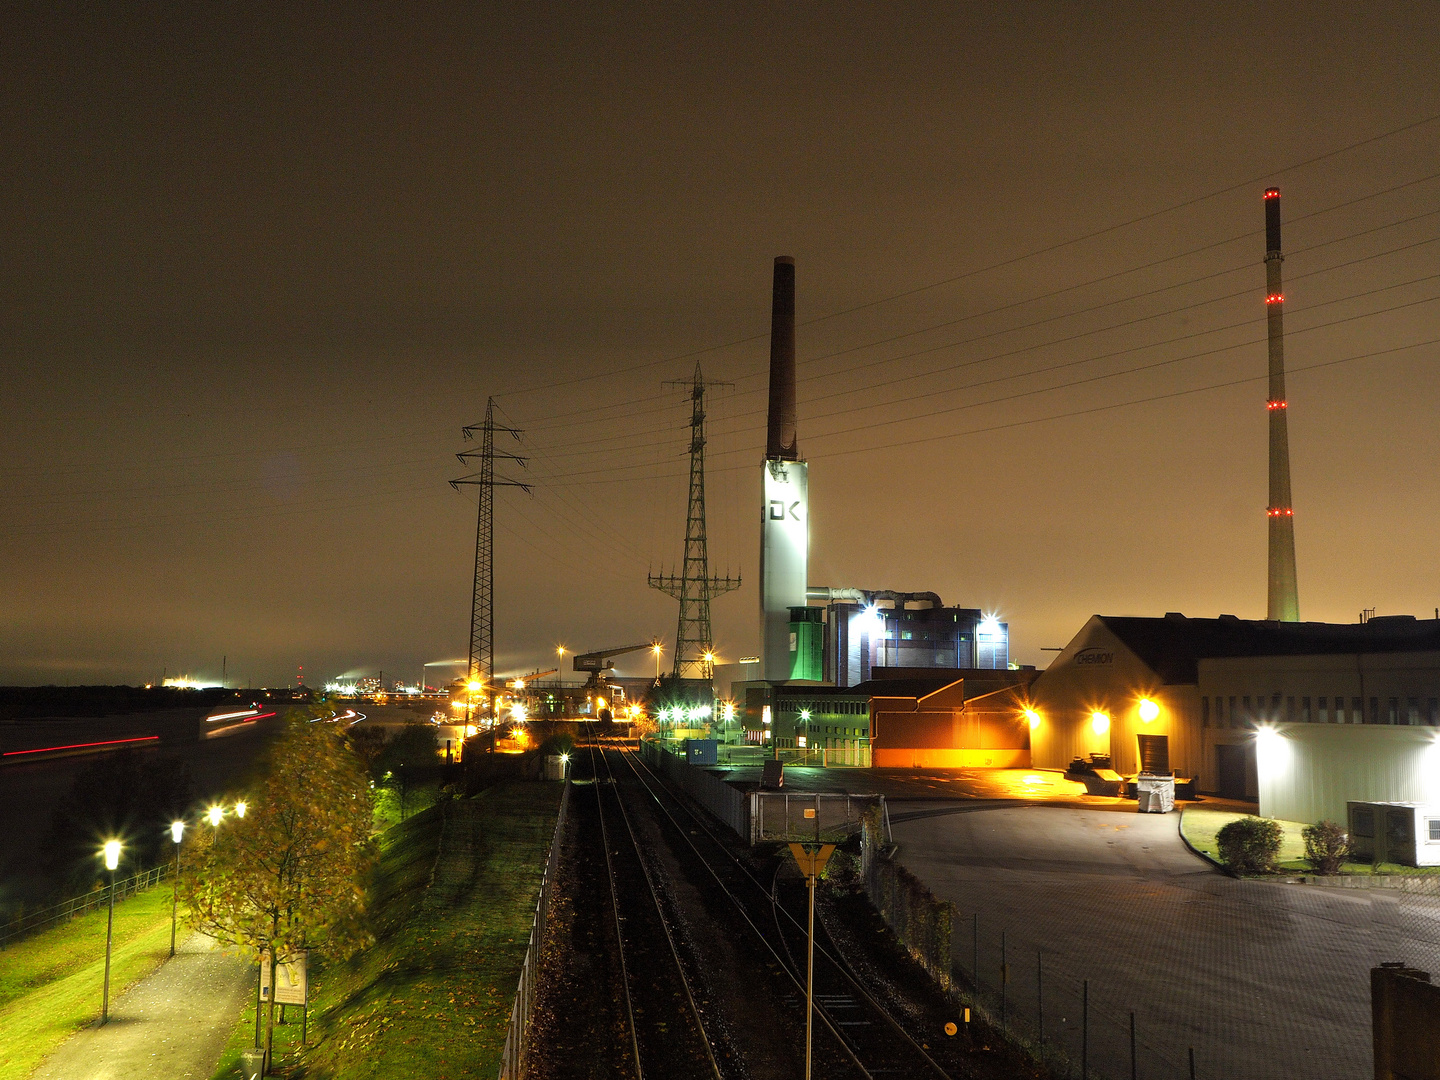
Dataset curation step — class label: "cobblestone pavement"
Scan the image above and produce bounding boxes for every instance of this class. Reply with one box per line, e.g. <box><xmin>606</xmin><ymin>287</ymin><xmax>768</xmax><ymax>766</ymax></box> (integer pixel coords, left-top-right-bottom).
<box><xmin>30</xmin><ymin>931</ymin><xmax>252</xmax><ymax>1080</ymax></box>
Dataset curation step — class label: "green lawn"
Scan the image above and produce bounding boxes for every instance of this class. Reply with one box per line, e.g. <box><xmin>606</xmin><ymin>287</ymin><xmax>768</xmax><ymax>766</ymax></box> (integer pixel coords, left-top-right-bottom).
<box><xmin>211</xmin><ymin>781</ymin><xmax>563</xmax><ymax>1079</ymax></box>
<box><xmin>0</xmin><ymin>884</ymin><xmax>180</xmax><ymax>1077</ymax></box>
<box><xmin>1180</xmin><ymin>807</ymin><xmax>1440</xmax><ymax>875</ymax></box>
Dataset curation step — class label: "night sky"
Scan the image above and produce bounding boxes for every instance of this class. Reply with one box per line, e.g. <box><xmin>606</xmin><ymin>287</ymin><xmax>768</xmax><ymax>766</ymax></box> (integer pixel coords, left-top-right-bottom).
<box><xmin>3</xmin><ymin>3</ymin><xmax>1439</xmax><ymax>688</ymax></box>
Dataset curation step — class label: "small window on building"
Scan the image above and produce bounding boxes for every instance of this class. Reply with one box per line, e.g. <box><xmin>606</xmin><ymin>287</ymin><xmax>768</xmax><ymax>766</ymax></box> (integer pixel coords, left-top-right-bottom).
<box><xmin>1407</xmin><ymin>698</ymin><xmax>1420</xmax><ymax>725</ymax></box>
<box><xmin>1369</xmin><ymin>697</ymin><xmax>1380</xmax><ymax>724</ymax></box>
<box><xmin>1430</xmin><ymin>699</ymin><xmax>1439</xmax><ymax>727</ymax></box>
<box><xmin>1201</xmin><ymin>697</ymin><xmax>1210</xmax><ymax>728</ymax></box>
<box><xmin>1353</xmin><ymin>698</ymin><xmax>1363</xmax><ymax>724</ymax></box>
<box><xmin>1353</xmin><ymin>808</ymin><xmax>1374</xmax><ymax>838</ymax></box>
<box><xmin>1301</xmin><ymin>697</ymin><xmax>1310</xmax><ymax>722</ymax></box>
<box><xmin>1388</xmin><ymin>697</ymin><xmax>1399</xmax><ymax>725</ymax></box>
<box><xmin>1273</xmin><ymin>693</ymin><xmax>1283</xmax><ymax>721</ymax></box>
<box><xmin>1318</xmin><ymin>697</ymin><xmax>1328</xmax><ymax>723</ymax></box>
<box><xmin>1429</xmin><ymin>818</ymin><xmax>1440</xmax><ymax>843</ymax></box>
<box><xmin>1287</xmin><ymin>695</ymin><xmax>1296</xmax><ymax>721</ymax></box>
<box><xmin>1228</xmin><ymin>696</ymin><xmax>1237</xmax><ymax>729</ymax></box>
<box><xmin>1242</xmin><ymin>695</ymin><xmax>1251</xmax><ymax>724</ymax></box>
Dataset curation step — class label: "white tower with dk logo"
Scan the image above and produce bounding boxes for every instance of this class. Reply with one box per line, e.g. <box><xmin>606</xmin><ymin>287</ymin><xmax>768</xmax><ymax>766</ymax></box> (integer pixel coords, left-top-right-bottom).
<box><xmin>760</xmin><ymin>257</ymin><xmax>809</xmax><ymax>683</ymax></box>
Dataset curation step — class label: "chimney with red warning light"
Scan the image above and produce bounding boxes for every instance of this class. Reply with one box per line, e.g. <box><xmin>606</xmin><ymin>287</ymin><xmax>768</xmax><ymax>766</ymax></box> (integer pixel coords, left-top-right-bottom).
<box><xmin>1263</xmin><ymin>188</ymin><xmax>1299</xmax><ymax>621</ymax></box>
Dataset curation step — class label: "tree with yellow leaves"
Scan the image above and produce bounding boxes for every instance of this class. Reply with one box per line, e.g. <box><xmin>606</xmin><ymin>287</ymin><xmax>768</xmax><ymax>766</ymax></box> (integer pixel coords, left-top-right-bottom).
<box><xmin>179</xmin><ymin>706</ymin><xmax>374</xmax><ymax>1072</ymax></box>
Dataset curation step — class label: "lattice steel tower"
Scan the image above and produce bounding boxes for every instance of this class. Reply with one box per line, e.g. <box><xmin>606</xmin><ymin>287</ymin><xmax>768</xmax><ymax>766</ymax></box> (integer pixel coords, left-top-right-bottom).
<box><xmin>450</xmin><ymin>397</ymin><xmax>530</xmax><ymax>694</ymax></box>
<box><xmin>648</xmin><ymin>363</ymin><xmax>741</xmax><ymax>680</ymax></box>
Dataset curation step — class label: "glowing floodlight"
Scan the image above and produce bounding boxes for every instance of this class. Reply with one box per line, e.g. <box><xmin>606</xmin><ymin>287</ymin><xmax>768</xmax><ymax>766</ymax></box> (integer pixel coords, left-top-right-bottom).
<box><xmin>1138</xmin><ymin>699</ymin><xmax>1160</xmax><ymax>723</ymax></box>
<box><xmin>171</xmin><ymin>821</ymin><xmax>185</xmax><ymax>844</ymax></box>
<box><xmin>102</xmin><ymin>840</ymin><xmax>122</xmax><ymax>871</ymax></box>
<box><xmin>206</xmin><ymin>805</ymin><xmax>224</xmax><ymax>827</ymax></box>
<box><xmin>1023</xmin><ymin>708</ymin><xmax>1041</xmax><ymax>730</ymax></box>
<box><xmin>1090</xmin><ymin>711</ymin><xmax>1111</xmax><ymax>736</ymax></box>
<box><xmin>234</xmin><ymin>800</ymin><xmax>247</xmax><ymax>819</ymax></box>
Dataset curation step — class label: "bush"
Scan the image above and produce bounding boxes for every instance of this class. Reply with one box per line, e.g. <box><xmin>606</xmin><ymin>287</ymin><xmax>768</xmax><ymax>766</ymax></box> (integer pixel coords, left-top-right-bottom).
<box><xmin>1302</xmin><ymin>820</ymin><xmax>1350</xmax><ymax>874</ymax></box>
<box><xmin>1217</xmin><ymin>816</ymin><xmax>1283</xmax><ymax>874</ymax></box>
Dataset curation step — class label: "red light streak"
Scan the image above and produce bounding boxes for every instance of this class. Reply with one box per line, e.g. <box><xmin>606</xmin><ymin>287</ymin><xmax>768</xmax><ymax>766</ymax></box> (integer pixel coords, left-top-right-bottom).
<box><xmin>1266</xmin><ymin>508</ymin><xmax>1295</xmax><ymax>517</ymax></box>
<box><xmin>1267</xmin><ymin>400</ymin><xmax>1288</xmax><ymax>410</ymax></box>
<box><xmin>3</xmin><ymin>735</ymin><xmax>160</xmax><ymax>758</ymax></box>
<box><xmin>1266</xmin><ymin>293</ymin><xmax>1283</xmax><ymax>304</ymax></box>
<box><xmin>1264</xmin><ymin>188</ymin><xmax>1280</xmax><ymax>199</ymax></box>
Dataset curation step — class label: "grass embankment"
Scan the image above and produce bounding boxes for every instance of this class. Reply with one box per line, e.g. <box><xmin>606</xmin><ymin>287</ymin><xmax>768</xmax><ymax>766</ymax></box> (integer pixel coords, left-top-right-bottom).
<box><xmin>371</xmin><ymin>781</ymin><xmax>443</xmax><ymax>834</ymax></box>
<box><xmin>1181</xmin><ymin>807</ymin><xmax>1440</xmax><ymax>875</ymax></box>
<box><xmin>210</xmin><ymin>781</ymin><xmax>562</xmax><ymax>1079</ymax></box>
<box><xmin>0</xmin><ymin>885</ymin><xmax>179</xmax><ymax>1077</ymax></box>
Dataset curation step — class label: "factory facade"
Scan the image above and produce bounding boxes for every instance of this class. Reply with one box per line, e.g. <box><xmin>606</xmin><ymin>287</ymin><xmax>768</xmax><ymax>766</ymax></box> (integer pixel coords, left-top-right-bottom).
<box><xmin>738</xmin><ymin>669</ymin><xmax>1035</xmax><ymax>765</ymax></box>
<box><xmin>790</xmin><ymin>591</ymin><xmax>1009</xmax><ymax>686</ymax></box>
<box><xmin>1028</xmin><ymin>613</ymin><xmax>1440</xmax><ymax>823</ymax></box>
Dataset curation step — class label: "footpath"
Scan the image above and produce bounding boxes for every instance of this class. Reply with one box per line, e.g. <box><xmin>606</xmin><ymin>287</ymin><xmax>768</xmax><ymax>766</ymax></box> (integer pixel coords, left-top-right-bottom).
<box><xmin>29</xmin><ymin>931</ymin><xmax>252</xmax><ymax>1080</ymax></box>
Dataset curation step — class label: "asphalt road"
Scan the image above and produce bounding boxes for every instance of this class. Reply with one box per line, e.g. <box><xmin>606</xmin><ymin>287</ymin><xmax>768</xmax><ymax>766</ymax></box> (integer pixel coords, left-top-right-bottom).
<box><xmin>885</xmin><ymin>802</ymin><xmax>1440</xmax><ymax>1080</ymax></box>
<box><xmin>30</xmin><ymin>930</ymin><xmax>253</xmax><ymax>1080</ymax></box>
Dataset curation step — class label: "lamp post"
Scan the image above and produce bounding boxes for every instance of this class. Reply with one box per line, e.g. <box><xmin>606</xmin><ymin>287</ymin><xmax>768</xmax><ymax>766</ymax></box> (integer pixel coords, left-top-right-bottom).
<box><xmin>169</xmin><ymin>821</ymin><xmax>185</xmax><ymax>957</ymax></box>
<box><xmin>234</xmin><ymin>799</ymin><xmax>247</xmax><ymax>820</ymax></box>
<box><xmin>101</xmin><ymin>840</ymin><xmax>121</xmax><ymax>1023</ymax></box>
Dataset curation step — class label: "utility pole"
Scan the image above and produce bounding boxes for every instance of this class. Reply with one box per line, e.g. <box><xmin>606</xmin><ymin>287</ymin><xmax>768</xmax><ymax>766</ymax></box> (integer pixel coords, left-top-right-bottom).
<box><xmin>451</xmin><ymin>397</ymin><xmax>530</xmax><ymax>735</ymax></box>
<box><xmin>648</xmin><ymin>363</ymin><xmax>741</xmax><ymax>681</ymax></box>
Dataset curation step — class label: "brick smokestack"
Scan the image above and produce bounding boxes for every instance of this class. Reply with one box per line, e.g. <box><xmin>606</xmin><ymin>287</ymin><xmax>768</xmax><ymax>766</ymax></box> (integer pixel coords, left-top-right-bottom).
<box><xmin>1264</xmin><ymin>188</ymin><xmax>1299</xmax><ymax>621</ymax></box>
<box><xmin>766</xmin><ymin>256</ymin><xmax>798</xmax><ymax>460</ymax></box>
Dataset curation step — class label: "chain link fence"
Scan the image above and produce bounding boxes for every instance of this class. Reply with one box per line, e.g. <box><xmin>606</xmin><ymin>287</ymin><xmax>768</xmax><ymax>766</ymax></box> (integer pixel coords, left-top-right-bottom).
<box><xmin>497</xmin><ymin>778</ymin><xmax>571</xmax><ymax>1080</ymax></box>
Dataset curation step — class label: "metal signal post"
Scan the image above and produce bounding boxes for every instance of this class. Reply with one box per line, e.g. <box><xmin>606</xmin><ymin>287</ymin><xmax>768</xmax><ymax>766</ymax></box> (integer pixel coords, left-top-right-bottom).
<box><xmin>788</xmin><ymin>842</ymin><xmax>835</xmax><ymax>1080</ymax></box>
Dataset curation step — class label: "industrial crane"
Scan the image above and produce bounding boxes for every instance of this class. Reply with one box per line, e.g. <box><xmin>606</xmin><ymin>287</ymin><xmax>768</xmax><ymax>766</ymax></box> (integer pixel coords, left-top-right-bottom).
<box><xmin>572</xmin><ymin>643</ymin><xmax>655</xmax><ymax>689</ymax></box>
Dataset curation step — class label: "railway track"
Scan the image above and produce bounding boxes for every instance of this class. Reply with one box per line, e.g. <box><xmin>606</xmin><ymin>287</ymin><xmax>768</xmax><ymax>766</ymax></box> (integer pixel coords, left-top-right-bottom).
<box><xmin>614</xmin><ymin>742</ymin><xmax>960</xmax><ymax>1080</ymax></box>
<box><xmin>585</xmin><ymin>743</ymin><xmax>724</xmax><ymax>1080</ymax></box>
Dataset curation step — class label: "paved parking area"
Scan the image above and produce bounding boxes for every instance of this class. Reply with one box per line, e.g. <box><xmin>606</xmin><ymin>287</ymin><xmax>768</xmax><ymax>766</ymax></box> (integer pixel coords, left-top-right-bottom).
<box><xmin>888</xmin><ymin>802</ymin><xmax>1440</xmax><ymax>1079</ymax></box>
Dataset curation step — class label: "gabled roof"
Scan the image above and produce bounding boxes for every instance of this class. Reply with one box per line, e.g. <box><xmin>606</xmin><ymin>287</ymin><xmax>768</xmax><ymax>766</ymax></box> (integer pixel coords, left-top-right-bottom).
<box><xmin>1097</xmin><ymin>614</ymin><xmax>1440</xmax><ymax>684</ymax></box>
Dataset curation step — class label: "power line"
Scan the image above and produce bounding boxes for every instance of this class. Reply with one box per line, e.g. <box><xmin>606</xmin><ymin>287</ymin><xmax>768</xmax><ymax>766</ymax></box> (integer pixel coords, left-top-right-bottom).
<box><xmin>494</xmin><ymin>111</ymin><xmax>1440</xmax><ymax>403</ymax></box>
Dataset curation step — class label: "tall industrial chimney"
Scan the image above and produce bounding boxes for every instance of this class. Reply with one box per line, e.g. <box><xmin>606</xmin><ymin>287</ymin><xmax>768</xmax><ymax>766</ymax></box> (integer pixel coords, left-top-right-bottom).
<box><xmin>766</xmin><ymin>256</ymin><xmax>799</xmax><ymax>459</ymax></box>
<box><xmin>1264</xmin><ymin>188</ymin><xmax>1300</xmax><ymax>621</ymax></box>
<box><xmin>760</xmin><ymin>256</ymin><xmax>809</xmax><ymax>682</ymax></box>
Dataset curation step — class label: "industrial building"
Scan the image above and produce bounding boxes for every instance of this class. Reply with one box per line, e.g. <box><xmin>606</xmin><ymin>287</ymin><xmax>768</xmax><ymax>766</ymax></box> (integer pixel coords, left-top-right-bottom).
<box><xmin>1028</xmin><ymin>612</ymin><xmax>1440</xmax><ymax>824</ymax></box>
<box><xmin>736</xmin><ymin>668</ymin><xmax>1035</xmax><ymax>764</ymax></box>
<box><xmin>797</xmin><ymin>591</ymin><xmax>1009</xmax><ymax>685</ymax></box>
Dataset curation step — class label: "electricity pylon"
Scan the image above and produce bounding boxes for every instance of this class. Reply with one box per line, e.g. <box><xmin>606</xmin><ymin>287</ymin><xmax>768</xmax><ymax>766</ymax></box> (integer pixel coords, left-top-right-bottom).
<box><xmin>451</xmin><ymin>397</ymin><xmax>530</xmax><ymax>707</ymax></box>
<box><xmin>648</xmin><ymin>363</ymin><xmax>740</xmax><ymax>680</ymax></box>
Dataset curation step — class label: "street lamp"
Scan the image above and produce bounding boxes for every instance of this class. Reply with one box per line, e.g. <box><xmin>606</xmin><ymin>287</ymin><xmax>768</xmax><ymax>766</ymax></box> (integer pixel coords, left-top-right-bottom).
<box><xmin>207</xmin><ymin>804</ymin><xmax>225</xmax><ymax>827</ymax></box>
<box><xmin>101</xmin><ymin>839</ymin><xmax>121</xmax><ymax>1023</ymax></box>
<box><xmin>234</xmin><ymin>800</ymin><xmax>247</xmax><ymax>819</ymax></box>
<box><xmin>169</xmin><ymin>821</ymin><xmax>185</xmax><ymax>957</ymax></box>
<box><xmin>652</xmin><ymin>642</ymin><xmax>663</xmax><ymax>683</ymax></box>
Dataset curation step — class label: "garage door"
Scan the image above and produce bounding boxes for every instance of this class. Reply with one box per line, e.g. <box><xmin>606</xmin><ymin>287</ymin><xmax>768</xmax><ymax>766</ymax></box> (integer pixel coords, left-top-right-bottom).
<box><xmin>1217</xmin><ymin>743</ymin><xmax>1247</xmax><ymax>799</ymax></box>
